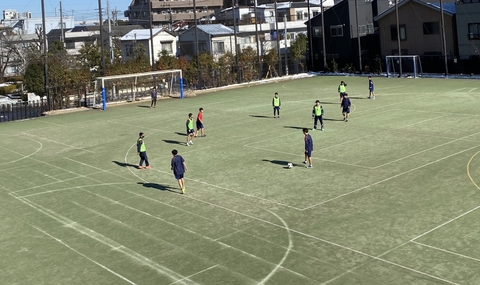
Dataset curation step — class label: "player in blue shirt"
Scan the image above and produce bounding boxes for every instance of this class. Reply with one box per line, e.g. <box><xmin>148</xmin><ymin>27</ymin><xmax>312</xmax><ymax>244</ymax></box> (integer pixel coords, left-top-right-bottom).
<box><xmin>341</xmin><ymin>93</ymin><xmax>351</xmax><ymax>122</ymax></box>
<box><xmin>303</xmin><ymin>128</ymin><xmax>313</xmax><ymax>168</ymax></box>
<box><xmin>171</xmin><ymin>149</ymin><xmax>188</xmax><ymax>194</ymax></box>
<box><xmin>368</xmin><ymin>76</ymin><xmax>375</xmax><ymax>99</ymax></box>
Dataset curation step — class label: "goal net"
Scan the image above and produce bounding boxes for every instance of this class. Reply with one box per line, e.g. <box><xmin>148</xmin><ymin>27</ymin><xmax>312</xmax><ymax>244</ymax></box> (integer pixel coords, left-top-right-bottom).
<box><xmin>93</xmin><ymin>69</ymin><xmax>184</xmax><ymax>110</ymax></box>
<box><xmin>385</xmin><ymin>55</ymin><xmax>423</xmax><ymax>78</ymax></box>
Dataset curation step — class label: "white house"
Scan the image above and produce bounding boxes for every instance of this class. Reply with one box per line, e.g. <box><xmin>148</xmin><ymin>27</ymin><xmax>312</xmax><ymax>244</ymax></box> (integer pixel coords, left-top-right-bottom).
<box><xmin>178</xmin><ymin>24</ymin><xmax>236</xmax><ymax>60</ymax></box>
<box><xmin>120</xmin><ymin>28</ymin><xmax>178</xmax><ymax>63</ymax></box>
<box><xmin>2</xmin><ymin>9</ymin><xmax>74</xmax><ymax>35</ymax></box>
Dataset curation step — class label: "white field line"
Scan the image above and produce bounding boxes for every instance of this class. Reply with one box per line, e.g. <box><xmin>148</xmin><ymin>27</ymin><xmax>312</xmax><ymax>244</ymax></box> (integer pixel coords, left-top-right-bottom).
<box><xmin>29</xmin><ymin>224</ymin><xmax>137</xmax><ymax>285</ymax></box>
<box><xmin>14</xmin><ymin>182</ymin><xmax>136</xmax><ymax>198</ymax></box>
<box><xmin>0</xmin><ymin>135</ymin><xmax>43</xmax><ymax>167</ymax></box>
<box><xmin>181</xmin><ymin>194</ymin><xmax>459</xmax><ymax>285</ymax></box>
<box><xmin>168</xmin><ymin>266</ymin><xmax>219</xmax><ymax>285</ymax></box>
<box><xmin>78</xmin><ymin>189</ymin><xmax>314</xmax><ymax>282</ymax></box>
<box><xmin>410</xmin><ymin>204</ymin><xmax>480</xmax><ymax>242</ymax></box>
<box><xmin>411</xmin><ymin>241</ymin><xmax>480</xmax><ymax>263</ymax></box>
<box><xmin>450</xmin><ymin>87</ymin><xmax>470</xmax><ymax>92</ymax></box>
<box><xmin>369</xmin><ymin>119</ymin><xmax>478</xmax><ymax>170</ymax></box>
<box><xmin>392</xmin><ymin>108</ymin><xmax>480</xmax><ymax>118</ymax></box>
<box><xmin>258</xmin><ymin>210</ymin><xmax>293</xmax><ymax>285</ymax></box>
<box><xmin>14</xmin><ymin>195</ymin><xmax>198</xmax><ymax>285</ymax></box>
<box><xmin>32</xmin><ymin>170</ymin><xmax>64</xmax><ymax>183</ymax></box>
<box><xmin>301</xmin><ymin>145</ymin><xmax>480</xmax><ymax>211</ymax></box>
<box><xmin>20</xmin><ymin>132</ymin><xmax>95</xmax><ymax>153</ymax></box>
<box><xmin>468</xmin><ymin>88</ymin><xmax>477</xmax><ymax>93</ymax></box>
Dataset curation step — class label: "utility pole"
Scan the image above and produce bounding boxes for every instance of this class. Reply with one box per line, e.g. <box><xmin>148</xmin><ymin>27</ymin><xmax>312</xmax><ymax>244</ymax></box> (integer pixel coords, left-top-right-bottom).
<box><xmin>395</xmin><ymin>0</ymin><xmax>402</xmax><ymax>77</ymax></box>
<box><xmin>274</xmin><ymin>0</ymin><xmax>282</xmax><ymax>76</ymax></box>
<box><xmin>284</xmin><ymin>14</ymin><xmax>288</xmax><ymax>75</ymax></box>
<box><xmin>321</xmin><ymin>0</ymin><xmax>327</xmax><ymax>69</ymax></box>
<box><xmin>232</xmin><ymin>0</ymin><xmax>240</xmax><ymax>82</ymax></box>
<box><xmin>148</xmin><ymin>0</ymin><xmax>155</xmax><ymax>70</ymax></box>
<box><xmin>355</xmin><ymin>0</ymin><xmax>362</xmax><ymax>72</ymax></box>
<box><xmin>107</xmin><ymin>0</ymin><xmax>114</xmax><ymax>64</ymax></box>
<box><xmin>307</xmin><ymin>0</ymin><xmax>314</xmax><ymax>71</ymax></box>
<box><xmin>41</xmin><ymin>0</ymin><xmax>50</xmax><ymax>110</ymax></box>
<box><xmin>254</xmin><ymin>0</ymin><xmax>261</xmax><ymax>74</ymax></box>
<box><xmin>98</xmin><ymin>0</ymin><xmax>106</xmax><ymax>77</ymax></box>
<box><xmin>60</xmin><ymin>1</ymin><xmax>64</xmax><ymax>42</ymax></box>
<box><xmin>193</xmin><ymin>0</ymin><xmax>200</xmax><ymax>85</ymax></box>
<box><xmin>440</xmin><ymin>0</ymin><xmax>448</xmax><ymax>76</ymax></box>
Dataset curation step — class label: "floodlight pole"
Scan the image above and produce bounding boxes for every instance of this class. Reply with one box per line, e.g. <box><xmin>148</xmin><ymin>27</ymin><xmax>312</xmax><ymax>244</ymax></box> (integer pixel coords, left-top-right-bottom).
<box><xmin>149</xmin><ymin>0</ymin><xmax>156</xmax><ymax>70</ymax></box>
<box><xmin>355</xmin><ymin>0</ymin><xmax>362</xmax><ymax>72</ymax></box>
<box><xmin>307</xmin><ymin>0</ymin><xmax>314</xmax><ymax>71</ymax></box>
<box><xmin>395</xmin><ymin>0</ymin><xmax>402</xmax><ymax>77</ymax></box>
<box><xmin>274</xmin><ymin>0</ymin><xmax>282</xmax><ymax>76</ymax></box>
<box><xmin>440</xmin><ymin>0</ymin><xmax>448</xmax><ymax>76</ymax></box>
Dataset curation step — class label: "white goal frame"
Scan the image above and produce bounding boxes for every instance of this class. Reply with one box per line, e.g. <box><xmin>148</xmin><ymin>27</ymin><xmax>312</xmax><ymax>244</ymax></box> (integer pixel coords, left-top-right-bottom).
<box><xmin>94</xmin><ymin>70</ymin><xmax>184</xmax><ymax>110</ymax></box>
<box><xmin>385</xmin><ymin>55</ymin><xmax>423</xmax><ymax>78</ymax></box>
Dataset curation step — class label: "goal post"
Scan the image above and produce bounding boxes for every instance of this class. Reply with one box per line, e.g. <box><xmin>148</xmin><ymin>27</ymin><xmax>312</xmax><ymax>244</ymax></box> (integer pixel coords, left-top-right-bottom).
<box><xmin>94</xmin><ymin>69</ymin><xmax>184</xmax><ymax>110</ymax></box>
<box><xmin>385</xmin><ymin>55</ymin><xmax>423</xmax><ymax>78</ymax></box>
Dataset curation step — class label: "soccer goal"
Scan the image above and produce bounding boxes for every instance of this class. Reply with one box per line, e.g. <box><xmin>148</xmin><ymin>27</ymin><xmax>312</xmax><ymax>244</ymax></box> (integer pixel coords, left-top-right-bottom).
<box><xmin>385</xmin><ymin>55</ymin><xmax>423</xmax><ymax>78</ymax></box>
<box><xmin>93</xmin><ymin>69</ymin><xmax>184</xmax><ymax>110</ymax></box>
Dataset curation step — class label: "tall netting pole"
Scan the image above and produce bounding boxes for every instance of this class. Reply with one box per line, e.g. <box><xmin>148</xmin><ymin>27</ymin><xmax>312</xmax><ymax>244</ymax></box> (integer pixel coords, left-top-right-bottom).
<box><xmin>180</xmin><ymin>70</ymin><xmax>184</xmax><ymax>99</ymax></box>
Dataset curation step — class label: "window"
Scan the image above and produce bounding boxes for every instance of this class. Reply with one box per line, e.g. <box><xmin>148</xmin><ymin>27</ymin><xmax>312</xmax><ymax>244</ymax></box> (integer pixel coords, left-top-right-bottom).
<box><xmin>358</xmin><ymin>25</ymin><xmax>367</xmax><ymax>36</ymax></box>
<box><xmin>367</xmin><ymin>23</ymin><xmax>374</xmax><ymax>34</ymax></box>
<box><xmin>35</xmin><ymin>24</ymin><xmax>42</xmax><ymax>30</ymax></box>
<box><xmin>161</xmin><ymin>41</ymin><xmax>173</xmax><ymax>53</ymax></box>
<box><xmin>390</xmin><ymin>24</ymin><xmax>406</xmax><ymax>41</ymax></box>
<box><xmin>330</xmin><ymin>25</ymin><xmax>343</xmax><ymax>37</ymax></box>
<box><xmin>468</xmin><ymin>23</ymin><xmax>480</xmax><ymax>40</ymax></box>
<box><xmin>213</xmin><ymin>42</ymin><xmax>225</xmax><ymax>53</ymax></box>
<box><xmin>65</xmin><ymin>41</ymin><xmax>75</xmax><ymax>49</ymax></box>
<box><xmin>423</xmin><ymin>22</ymin><xmax>440</xmax><ymax>35</ymax></box>
<box><xmin>313</xmin><ymin>27</ymin><xmax>323</xmax><ymax>37</ymax></box>
<box><xmin>296</xmin><ymin>12</ymin><xmax>303</xmax><ymax>21</ymax></box>
<box><xmin>126</xmin><ymin>45</ymin><xmax>134</xmax><ymax>56</ymax></box>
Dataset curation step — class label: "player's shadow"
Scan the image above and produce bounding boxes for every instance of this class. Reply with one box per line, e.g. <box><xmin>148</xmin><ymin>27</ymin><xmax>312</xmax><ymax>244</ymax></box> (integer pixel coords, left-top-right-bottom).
<box><xmin>323</xmin><ymin>118</ymin><xmax>344</xmax><ymax>121</ymax></box>
<box><xmin>262</xmin><ymin>159</ymin><xmax>298</xmax><ymax>169</ymax></box>
<box><xmin>320</xmin><ymin>101</ymin><xmax>340</xmax><ymax>104</ymax></box>
<box><xmin>137</xmin><ymin>182</ymin><xmax>179</xmax><ymax>193</ymax></box>
<box><xmin>174</xmin><ymin>132</ymin><xmax>187</xmax><ymax>136</ymax></box>
<box><xmin>112</xmin><ymin>161</ymin><xmax>138</xmax><ymax>168</ymax></box>
<box><xmin>162</xmin><ymin>139</ymin><xmax>183</xmax><ymax>145</ymax></box>
<box><xmin>137</xmin><ymin>105</ymin><xmax>152</xmax><ymax>108</ymax></box>
<box><xmin>348</xmin><ymin>96</ymin><xmax>368</xmax><ymax>100</ymax></box>
<box><xmin>284</xmin><ymin>126</ymin><xmax>306</xmax><ymax>129</ymax></box>
<box><xmin>249</xmin><ymin>115</ymin><xmax>271</xmax><ymax>118</ymax></box>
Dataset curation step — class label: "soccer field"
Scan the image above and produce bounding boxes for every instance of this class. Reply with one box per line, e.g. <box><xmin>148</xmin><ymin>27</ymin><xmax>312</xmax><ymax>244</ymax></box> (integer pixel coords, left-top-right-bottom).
<box><xmin>1</xmin><ymin>75</ymin><xmax>480</xmax><ymax>284</ymax></box>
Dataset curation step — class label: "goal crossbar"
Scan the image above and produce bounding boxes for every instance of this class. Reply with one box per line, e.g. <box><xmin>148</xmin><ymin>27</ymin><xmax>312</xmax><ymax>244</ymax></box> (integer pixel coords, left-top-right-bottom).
<box><xmin>95</xmin><ymin>69</ymin><xmax>184</xmax><ymax>110</ymax></box>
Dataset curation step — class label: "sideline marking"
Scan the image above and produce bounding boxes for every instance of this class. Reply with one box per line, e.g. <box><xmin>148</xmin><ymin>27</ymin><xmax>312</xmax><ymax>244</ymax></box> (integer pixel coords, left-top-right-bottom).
<box><xmin>467</xmin><ymin>151</ymin><xmax>480</xmax><ymax>191</ymax></box>
<box><xmin>0</xmin><ymin>134</ymin><xmax>43</xmax><ymax>167</ymax></box>
<box><xmin>411</xmin><ymin>241</ymin><xmax>480</xmax><ymax>263</ymax></box>
<box><xmin>29</xmin><ymin>224</ymin><xmax>137</xmax><ymax>285</ymax></box>
<box><xmin>21</xmin><ymin>132</ymin><xmax>95</xmax><ymax>153</ymax></box>
<box><xmin>168</xmin><ymin>266</ymin><xmax>219</xmax><ymax>285</ymax></box>
<box><xmin>302</xmin><ymin>145</ymin><xmax>480</xmax><ymax>210</ymax></box>
<box><xmin>14</xmin><ymin>195</ymin><xmax>198</xmax><ymax>285</ymax></box>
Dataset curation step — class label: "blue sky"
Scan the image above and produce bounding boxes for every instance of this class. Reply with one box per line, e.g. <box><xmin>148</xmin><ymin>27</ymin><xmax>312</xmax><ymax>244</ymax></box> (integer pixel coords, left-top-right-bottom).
<box><xmin>2</xmin><ymin>0</ymin><xmax>130</xmax><ymax>22</ymax></box>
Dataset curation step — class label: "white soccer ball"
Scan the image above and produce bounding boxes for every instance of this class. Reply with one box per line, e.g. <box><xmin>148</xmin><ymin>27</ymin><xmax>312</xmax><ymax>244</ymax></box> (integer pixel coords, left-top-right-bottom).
<box><xmin>287</xmin><ymin>162</ymin><xmax>293</xmax><ymax>168</ymax></box>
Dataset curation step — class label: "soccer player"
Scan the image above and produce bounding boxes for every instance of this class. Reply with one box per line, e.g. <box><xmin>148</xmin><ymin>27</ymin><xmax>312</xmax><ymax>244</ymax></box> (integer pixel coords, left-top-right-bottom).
<box><xmin>303</xmin><ymin>128</ymin><xmax>313</xmax><ymax>168</ymax></box>
<box><xmin>272</xmin><ymin>92</ymin><xmax>281</xmax><ymax>118</ymax></box>
<box><xmin>341</xmin><ymin>93</ymin><xmax>351</xmax><ymax>122</ymax></box>
<box><xmin>312</xmin><ymin>100</ymin><xmax>324</xmax><ymax>131</ymax></box>
<box><xmin>150</xmin><ymin>86</ymin><xmax>158</xmax><ymax>108</ymax></box>
<box><xmin>137</xmin><ymin>132</ymin><xmax>151</xmax><ymax>169</ymax></box>
<box><xmin>194</xmin><ymin>108</ymin><xmax>205</xmax><ymax>137</ymax></box>
<box><xmin>338</xmin><ymin>81</ymin><xmax>347</xmax><ymax>102</ymax></box>
<box><xmin>171</xmin><ymin>149</ymin><xmax>188</xmax><ymax>194</ymax></box>
<box><xmin>368</xmin><ymin>76</ymin><xmax>375</xmax><ymax>99</ymax></box>
<box><xmin>186</xmin><ymin>113</ymin><xmax>195</xmax><ymax>146</ymax></box>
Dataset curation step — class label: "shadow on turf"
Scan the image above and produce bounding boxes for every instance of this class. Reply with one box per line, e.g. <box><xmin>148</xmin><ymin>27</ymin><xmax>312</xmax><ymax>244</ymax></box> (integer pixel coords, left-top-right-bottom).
<box><xmin>284</xmin><ymin>126</ymin><xmax>306</xmax><ymax>130</ymax></box>
<box><xmin>137</xmin><ymin>182</ymin><xmax>179</xmax><ymax>194</ymax></box>
<box><xmin>249</xmin><ymin>115</ymin><xmax>271</xmax><ymax>118</ymax></box>
<box><xmin>112</xmin><ymin>161</ymin><xmax>138</xmax><ymax>168</ymax></box>
<box><xmin>323</xmin><ymin>118</ymin><xmax>344</xmax><ymax>121</ymax></box>
<box><xmin>163</xmin><ymin>139</ymin><xmax>184</xmax><ymax>145</ymax></box>
<box><xmin>262</xmin><ymin>159</ymin><xmax>300</xmax><ymax>169</ymax></box>
<box><xmin>174</xmin><ymin>132</ymin><xmax>187</xmax><ymax>136</ymax></box>
<box><xmin>137</xmin><ymin>105</ymin><xmax>152</xmax><ymax>108</ymax></box>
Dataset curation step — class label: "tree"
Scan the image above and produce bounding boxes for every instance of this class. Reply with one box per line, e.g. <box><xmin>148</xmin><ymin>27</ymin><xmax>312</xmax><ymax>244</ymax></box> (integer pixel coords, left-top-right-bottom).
<box><xmin>156</xmin><ymin>50</ymin><xmax>178</xmax><ymax>70</ymax></box>
<box><xmin>238</xmin><ymin>46</ymin><xmax>258</xmax><ymax>82</ymax></box>
<box><xmin>290</xmin><ymin>33</ymin><xmax>307</xmax><ymax>72</ymax></box>
<box><xmin>264</xmin><ymin>48</ymin><xmax>279</xmax><ymax>78</ymax></box>
<box><xmin>217</xmin><ymin>52</ymin><xmax>236</xmax><ymax>87</ymax></box>
<box><xmin>197</xmin><ymin>52</ymin><xmax>215</xmax><ymax>88</ymax></box>
<box><xmin>24</xmin><ymin>61</ymin><xmax>45</xmax><ymax>96</ymax></box>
